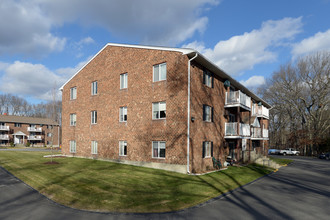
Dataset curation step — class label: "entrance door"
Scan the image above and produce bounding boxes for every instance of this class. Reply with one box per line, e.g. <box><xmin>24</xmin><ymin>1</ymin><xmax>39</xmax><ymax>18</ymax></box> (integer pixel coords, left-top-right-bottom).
<box><xmin>14</xmin><ymin>136</ymin><xmax>23</xmax><ymax>144</ymax></box>
<box><xmin>229</xmin><ymin>142</ymin><xmax>236</xmax><ymax>159</ymax></box>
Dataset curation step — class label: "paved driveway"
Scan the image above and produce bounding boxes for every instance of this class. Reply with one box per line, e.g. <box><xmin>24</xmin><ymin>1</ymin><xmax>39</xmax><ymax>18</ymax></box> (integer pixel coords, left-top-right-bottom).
<box><xmin>0</xmin><ymin>157</ymin><xmax>329</xmax><ymax>220</ymax></box>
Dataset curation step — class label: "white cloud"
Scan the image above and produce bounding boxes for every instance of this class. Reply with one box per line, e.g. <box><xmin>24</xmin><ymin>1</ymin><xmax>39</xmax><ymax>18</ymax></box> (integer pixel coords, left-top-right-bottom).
<box><xmin>31</xmin><ymin>0</ymin><xmax>219</xmax><ymax>46</ymax></box>
<box><xmin>183</xmin><ymin>17</ymin><xmax>303</xmax><ymax>75</ymax></box>
<box><xmin>292</xmin><ymin>29</ymin><xmax>330</xmax><ymax>56</ymax></box>
<box><xmin>240</xmin><ymin>76</ymin><xmax>266</xmax><ymax>88</ymax></box>
<box><xmin>0</xmin><ymin>58</ymin><xmax>92</xmax><ymax>101</ymax></box>
<box><xmin>0</xmin><ymin>0</ymin><xmax>66</xmax><ymax>56</ymax></box>
<box><xmin>77</xmin><ymin>37</ymin><xmax>95</xmax><ymax>46</ymax></box>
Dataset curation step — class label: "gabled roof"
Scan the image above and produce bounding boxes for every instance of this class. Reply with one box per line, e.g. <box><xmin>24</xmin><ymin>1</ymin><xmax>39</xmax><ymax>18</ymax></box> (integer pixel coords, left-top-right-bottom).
<box><xmin>0</xmin><ymin>115</ymin><xmax>59</xmax><ymax>125</ymax></box>
<box><xmin>60</xmin><ymin>43</ymin><xmax>271</xmax><ymax>108</ymax></box>
<box><xmin>13</xmin><ymin>131</ymin><xmax>27</xmax><ymax>136</ymax></box>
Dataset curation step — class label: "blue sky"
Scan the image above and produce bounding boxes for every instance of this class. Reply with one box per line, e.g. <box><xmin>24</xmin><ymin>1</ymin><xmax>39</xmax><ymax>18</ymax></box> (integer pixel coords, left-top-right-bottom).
<box><xmin>0</xmin><ymin>0</ymin><xmax>329</xmax><ymax>103</ymax></box>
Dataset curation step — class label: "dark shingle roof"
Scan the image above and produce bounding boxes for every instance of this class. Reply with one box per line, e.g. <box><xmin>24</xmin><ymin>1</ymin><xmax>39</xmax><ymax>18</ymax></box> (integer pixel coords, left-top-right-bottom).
<box><xmin>0</xmin><ymin>115</ymin><xmax>59</xmax><ymax>125</ymax></box>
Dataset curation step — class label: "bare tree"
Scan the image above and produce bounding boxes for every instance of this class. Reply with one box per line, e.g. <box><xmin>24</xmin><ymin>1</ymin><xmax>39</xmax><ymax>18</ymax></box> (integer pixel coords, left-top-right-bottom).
<box><xmin>259</xmin><ymin>51</ymin><xmax>330</xmax><ymax>155</ymax></box>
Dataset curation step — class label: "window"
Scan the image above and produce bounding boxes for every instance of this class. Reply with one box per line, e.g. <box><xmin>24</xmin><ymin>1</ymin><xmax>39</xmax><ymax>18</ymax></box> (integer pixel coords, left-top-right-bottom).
<box><xmin>203</xmin><ymin>69</ymin><xmax>214</xmax><ymax>88</ymax></box>
<box><xmin>14</xmin><ymin>123</ymin><xmax>21</xmax><ymax>127</ymax></box>
<box><xmin>70</xmin><ymin>140</ymin><xmax>76</xmax><ymax>153</ymax></box>
<box><xmin>120</xmin><ymin>73</ymin><xmax>128</xmax><ymax>89</ymax></box>
<box><xmin>202</xmin><ymin>141</ymin><xmax>213</xmax><ymax>158</ymax></box>
<box><xmin>47</xmin><ymin>133</ymin><xmax>52</xmax><ymax>137</ymax></box>
<box><xmin>119</xmin><ymin>107</ymin><xmax>127</xmax><ymax>122</ymax></box>
<box><xmin>153</xmin><ymin>63</ymin><xmax>166</xmax><ymax>82</ymax></box>
<box><xmin>91</xmin><ymin>81</ymin><xmax>98</xmax><ymax>95</ymax></box>
<box><xmin>152</xmin><ymin>102</ymin><xmax>166</xmax><ymax>119</ymax></box>
<box><xmin>91</xmin><ymin>111</ymin><xmax>97</xmax><ymax>124</ymax></box>
<box><xmin>152</xmin><ymin>141</ymin><xmax>166</xmax><ymax>158</ymax></box>
<box><xmin>70</xmin><ymin>114</ymin><xmax>76</xmax><ymax>126</ymax></box>
<box><xmin>91</xmin><ymin>141</ymin><xmax>98</xmax><ymax>154</ymax></box>
<box><xmin>70</xmin><ymin>87</ymin><xmax>77</xmax><ymax>100</ymax></box>
<box><xmin>47</xmin><ymin>125</ymin><xmax>53</xmax><ymax>129</ymax></box>
<box><xmin>119</xmin><ymin>141</ymin><xmax>127</xmax><ymax>156</ymax></box>
<box><xmin>203</xmin><ymin>105</ymin><xmax>213</xmax><ymax>122</ymax></box>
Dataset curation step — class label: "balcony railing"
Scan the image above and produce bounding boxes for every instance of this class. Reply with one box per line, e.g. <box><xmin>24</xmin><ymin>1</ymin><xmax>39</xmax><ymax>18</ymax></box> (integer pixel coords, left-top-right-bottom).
<box><xmin>0</xmin><ymin>134</ymin><xmax>9</xmax><ymax>140</ymax></box>
<box><xmin>251</xmin><ymin>127</ymin><xmax>262</xmax><ymax>138</ymax></box>
<box><xmin>27</xmin><ymin>127</ymin><xmax>42</xmax><ymax>132</ymax></box>
<box><xmin>27</xmin><ymin>135</ymin><xmax>42</xmax><ymax>140</ymax></box>
<box><xmin>252</xmin><ymin>105</ymin><xmax>269</xmax><ymax>118</ymax></box>
<box><xmin>263</xmin><ymin>129</ymin><xmax>269</xmax><ymax>138</ymax></box>
<box><xmin>0</xmin><ymin>125</ymin><xmax>9</xmax><ymax>131</ymax></box>
<box><xmin>225</xmin><ymin>122</ymin><xmax>250</xmax><ymax>137</ymax></box>
<box><xmin>225</xmin><ymin>90</ymin><xmax>251</xmax><ymax>110</ymax></box>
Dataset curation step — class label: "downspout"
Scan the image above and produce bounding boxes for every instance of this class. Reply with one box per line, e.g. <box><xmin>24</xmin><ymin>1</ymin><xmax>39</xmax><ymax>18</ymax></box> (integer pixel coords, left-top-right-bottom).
<box><xmin>187</xmin><ymin>52</ymin><xmax>198</xmax><ymax>174</ymax></box>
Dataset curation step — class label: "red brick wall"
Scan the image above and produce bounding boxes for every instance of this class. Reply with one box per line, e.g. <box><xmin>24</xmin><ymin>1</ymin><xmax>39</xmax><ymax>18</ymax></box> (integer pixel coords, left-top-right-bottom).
<box><xmin>62</xmin><ymin>46</ymin><xmax>189</xmax><ymax>165</ymax></box>
<box><xmin>0</xmin><ymin>122</ymin><xmax>59</xmax><ymax>146</ymax></box>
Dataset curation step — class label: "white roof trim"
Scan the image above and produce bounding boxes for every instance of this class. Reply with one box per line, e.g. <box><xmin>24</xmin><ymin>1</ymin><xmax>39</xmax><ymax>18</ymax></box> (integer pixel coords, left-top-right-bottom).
<box><xmin>59</xmin><ymin>43</ymin><xmax>196</xmax><ymax>90</ymax></box>
<box><xmin>13</xmin><ymin>131</ymin><xmax>26</xmax><ymax>136</ymax></box>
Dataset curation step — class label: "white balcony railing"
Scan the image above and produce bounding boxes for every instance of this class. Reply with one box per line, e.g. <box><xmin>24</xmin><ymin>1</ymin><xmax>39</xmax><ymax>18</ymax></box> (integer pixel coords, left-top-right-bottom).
<box><xmin>27</xmin><ymin>127</ymin><xmax>42</xmax><ymax>132</ymax></box>
<box><xmin>252</xmin><ymin>104</ymin><xmax>269</xmax><ymax>118</ymax></box>
<box><xmin>251</xmin><ymin>127</ymin><xmax>262</xmax><ymax>138</ymax></box>
<box><xmin>0</xmin><ymin>134</ymin><xmax>9</xmax><ymax>140</ymax></box>
<box><xmin>225</xmin><ymin>90</ymin><xmax>251</xmax><ymax>110</ymax></box>
<box><xmin>240</xmin><ymin>123</ymin><xmax>251</xmax><ymax>136</ymax></box>
<box><xmin>225</xmin><ymin>123</ymin><xmax>250</xmax><ymax>136</ymax></box>
<box><xmin>263</xmin><ymin>129</ymin><xmax>269</xmax><ymax>138</ymax></box>
<box><xmin>27</xmin><ymin>135</ymin><xmax>42</xmax><ymax>140</ymax></box>
<box><xmin>0</xmin><ymin>125</ymin><xmax>9</xmax><ymax>131</ymax></box>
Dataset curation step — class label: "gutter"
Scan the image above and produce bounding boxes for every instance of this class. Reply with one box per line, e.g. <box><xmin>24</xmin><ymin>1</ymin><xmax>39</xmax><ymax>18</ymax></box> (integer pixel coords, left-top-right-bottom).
<box><xmin>187</xmin><ymin>52</ymin><xmax>198</xmax><ymax>174</ymax></box>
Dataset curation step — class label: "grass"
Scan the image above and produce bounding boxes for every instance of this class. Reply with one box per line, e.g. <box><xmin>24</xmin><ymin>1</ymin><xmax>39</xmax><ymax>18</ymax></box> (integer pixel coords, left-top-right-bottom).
<box><xmin>269</xmin><ymin>156</ymin><xmax>293</xmax><ymax>166</ymax></box>
<box><xmin>0</xmin><ymin>151</ymin><xmax>273</xmax><ymax>213</ymax></box>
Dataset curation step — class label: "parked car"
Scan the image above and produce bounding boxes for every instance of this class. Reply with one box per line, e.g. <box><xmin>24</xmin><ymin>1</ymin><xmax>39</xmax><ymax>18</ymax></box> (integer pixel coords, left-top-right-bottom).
<box><xmin>268</xmin><ymin>149</ymin><xmax>280</xmax><ymax>155</ymax></box>
<box><xmin>279</xmin><ymin>148</ymin><xmax>300</xmax><ymax>156</ymax></box>
<box><xmin>319</xmin><ymin>152</ymin><xmax>330</xmax><ymax>160</ymax></box>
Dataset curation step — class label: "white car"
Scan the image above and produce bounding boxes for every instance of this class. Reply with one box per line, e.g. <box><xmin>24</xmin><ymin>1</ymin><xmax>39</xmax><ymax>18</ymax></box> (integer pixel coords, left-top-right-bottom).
<box><xmin>279</xmin><ymin>148</ymin><xmax>300</xmax><ymax>156</ymax></box>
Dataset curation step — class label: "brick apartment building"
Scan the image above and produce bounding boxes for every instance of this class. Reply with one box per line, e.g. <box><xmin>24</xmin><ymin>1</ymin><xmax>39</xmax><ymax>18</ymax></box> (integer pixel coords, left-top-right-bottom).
<box><xmin>0</xmin><ymin>115</ymin><xmax>60</xmax><ymax>147</ymax></box>
<box><xmin>60</xmin><ymin>43</ymin><xmax>271</xmax><ymax>174</ymax></box>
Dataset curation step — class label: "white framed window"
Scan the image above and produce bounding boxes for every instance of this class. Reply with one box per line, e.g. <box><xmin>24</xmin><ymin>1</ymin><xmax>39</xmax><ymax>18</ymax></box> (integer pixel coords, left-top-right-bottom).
<box><xmin>70</xmin><ymin>140</ymin><xmax>76</xmax><ymax>153</ymax></box>
<box><xmin>70</xmin><ymin>114</ymin><xmax>76</xmax><ymax>126</ymax></box>
<box><xmin>203</xmin><ymin>70</ymin><xmax>214</xmax><ymax>88</ymax></box>
<box><xmin>119</xmin><ymin>141</ymin><xmax>127</xmax><ymax>156</ymax></box>
<box><xmin>153</xmin><ymin>63</ymin><xmax>166</xmax><ymax>82</ymax></box>
<box><xmin>152</xmin><ymin>141</ymin><xmax>166</xmax><ymax>158</ymax></box>
<box><xmin>202</xmin><ymin>141</ymin><xmax>213</xmax><ymax>158</ymax></box>
<box><xmin>91</xmin><ymin>81</ymin><xmax>98</xmax><ymax>95</ymax></box>
<box><xmin>152</xmin><ymin>102</ymin><xmax>166</xmax><ymax>119</ymax></box>
<box><xmin>47</xmin><ymin>125</ymin><xmax>53</xmax><ymax>129</ymax></box>
<box><xmin>91</xmin><ymin>111</ymin><xmax>97</xmax><ymax>124</ymax></box>
<box><xmin>47</xmin><ymin>133</ymin><xmax>52</xmax><ymax>137</ymax></box>
<box><xmin>203</xmin><ymin>105</ymin><xmax>213</xmax><ymax>122</ymax></box>
<box><xmin>120</xmin><ymin>73</ymin><xmax>128</xmax><ymax>89</ymax></box>
<box><xmin>15</xmin><ymin>123</ymin><xmax>21</xmax><ymax>127</ymax></box>
<box><xmin>91</xmin><ymin>141</ymin><xmax>98</xmax><ymax>154</ymax></box>
<box><xmin>119</xmin><ymin>107</ymin><xmax>127</xmax><ymax>122</ymax></box>
<box><xmin>70</xmin><ymin>87</ymin><xmax>77</xmax><ymax>100</ymax></box>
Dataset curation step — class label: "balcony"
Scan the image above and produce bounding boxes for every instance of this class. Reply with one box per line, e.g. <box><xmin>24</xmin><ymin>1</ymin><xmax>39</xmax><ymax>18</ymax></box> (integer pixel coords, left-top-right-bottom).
<box><xmin>252</xmin><ymin>104</ymin><xmax>269</xmax><ymax>118</ymax></box>
<box><xmin>0</xmin><ymin>125</ymin><xmax>9</xmax><ymax>131</ymax></box>
<box><xmin>27</xmin><ymin>135</ymin><xmax>42</xmax><ymax>141</ymax></box>
<box><xmin>251</xmin><ymin>128</ymin><xmax>269</xmax><ymax>140</ymax></box>
<box><xmin>0</xmin><ymin>134</ymin><xmax>9</xmax><ymax>140</ymax></box>
<box><xmin>263</xmin><ymin>129</ymin><xmax>269</xmax><ymax>138</ymax></box>
<box><xmin>27</xmin><ymin>127</ymin><xmax>42</xmax><ymax>132</ymax></box>
<box><xmin>225</xmin><ymin>90</ymin><xmax>251</xmax><ymax>111</ymax></box>
<box><xmin>225</xmin><ymin>122</ymin><xmax>250</xmax><ymax>138</ymax></box>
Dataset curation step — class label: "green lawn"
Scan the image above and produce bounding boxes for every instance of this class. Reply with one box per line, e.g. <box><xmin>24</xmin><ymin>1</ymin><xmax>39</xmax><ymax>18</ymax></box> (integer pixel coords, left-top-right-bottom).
<box><xmin>0</xmin><ymin>151</ymin><xmax>273</xmax><ymax>213</ymax></box>
<box><xmin>269</xmin><ymin>156</ymin><xmax>293</xmax><ymax>166</ymax></box>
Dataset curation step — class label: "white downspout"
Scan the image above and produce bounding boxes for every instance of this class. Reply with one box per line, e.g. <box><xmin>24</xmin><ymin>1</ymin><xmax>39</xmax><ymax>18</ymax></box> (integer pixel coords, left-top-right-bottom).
<box><xmin>187</xmin><ymin>52</ymin><xmax>198</xmax><ymax>174</ymax></box>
